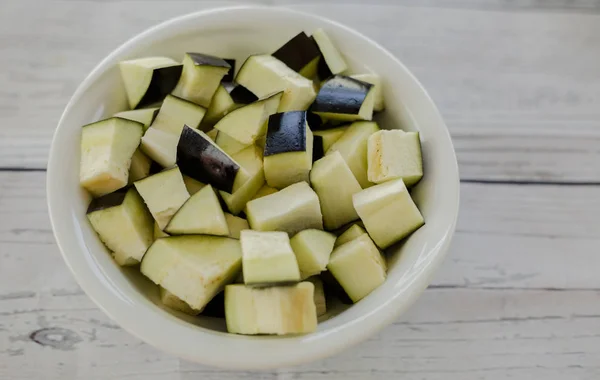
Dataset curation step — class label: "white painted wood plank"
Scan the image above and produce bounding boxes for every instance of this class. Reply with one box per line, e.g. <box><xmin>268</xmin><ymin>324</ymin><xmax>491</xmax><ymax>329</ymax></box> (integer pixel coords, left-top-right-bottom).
<box><xmin>1</xmin><ymin>1</ymin><xmax>599</xmax><ymax>181</ymax></box>
<box><xmin>2</xmin><ymin>288</ymin><xmax>600</xmax><ymax>379</ymax></box>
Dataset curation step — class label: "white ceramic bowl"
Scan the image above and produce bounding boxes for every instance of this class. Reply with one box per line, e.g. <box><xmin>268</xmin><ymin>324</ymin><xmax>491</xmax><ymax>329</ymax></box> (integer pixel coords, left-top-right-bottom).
<box><xmin>47</xmin><ymin>5</ymin><xmax>459</xmax><ymax>369</ymax></box>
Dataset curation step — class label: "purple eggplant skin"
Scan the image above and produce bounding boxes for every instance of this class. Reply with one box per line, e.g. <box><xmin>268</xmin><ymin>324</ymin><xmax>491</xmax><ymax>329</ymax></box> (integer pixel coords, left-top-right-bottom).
<box><xmin>135</xmin><ymin>65</ymin><xmax>183</xmax><ymax>109</ymax></box>
<box><xmin>316</xmin><ymin>49</ymin><xmax>333</xmax><ymax>81</ymax></box>
<box><xmin>272</xmin><ymin>32</ymin><xmax>321</xmax><ymax>73</ymax></box>
<box><xmin>222</xmin><ymin>59</ymin><xmax>236</xmax><ymax>83</ymax></box>
<box><xmin>86</xmin><ymin>188</ymin><xmax>130</xmax><ymax>214</ymax></box>
<box><xmin>229</xmin><ymin>85</ymin><xmax>258</xmax><ymax>104</ymax></box>
<box><xmin>176</xmin><ymin>125</ymin><xmax>241</xmax><ymax>194</ymax></box>
<box><xmin>186</xmin><ymin>52</ymin><xmax>232</xmax><ymax>69</ymax></box>
<box><xmin>310</xmin><ymin>75</ymin><xmax>373</xmax><ymax>116</ymax></box>
<box><xmin>264</xmin><ymin>111</ymin><xmax>308</xmax><ymax>157</ymax></box>
<box><xmin>313</xmin><ymin>135</ymin><xmax>325</xmax><ymax>162</ymax></box>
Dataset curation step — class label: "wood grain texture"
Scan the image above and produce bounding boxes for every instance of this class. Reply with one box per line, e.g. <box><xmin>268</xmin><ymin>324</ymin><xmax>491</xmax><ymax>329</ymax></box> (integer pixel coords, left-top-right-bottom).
<box><xmin>2</xmin><ymin>0</ymin><xmax>600</xmax><ymax>378</ymax></box>
<box><xmin>1</xmin><ymin>1</ymin><xmax>599</xmax><ymax>181</ymax></box>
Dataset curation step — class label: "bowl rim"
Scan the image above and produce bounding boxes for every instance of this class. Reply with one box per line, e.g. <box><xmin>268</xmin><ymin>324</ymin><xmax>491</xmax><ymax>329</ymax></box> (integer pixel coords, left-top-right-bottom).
<box><xmin>47</xmin><ymin>5</ymin><xmax>460</xmax><ymax>369</ymax></box>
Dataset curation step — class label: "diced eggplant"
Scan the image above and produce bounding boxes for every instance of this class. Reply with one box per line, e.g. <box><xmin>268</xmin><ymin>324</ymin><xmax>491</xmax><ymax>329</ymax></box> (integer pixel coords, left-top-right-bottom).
<box><xmin>246</xmin><ymin>181</ymin><xmax>323</xmax><ymax>235</ymax></box>
<box><xmin>205</xmin><ymin>128</ymin><xmax>219</xmax><ymax>141</ymax></box>
<box><xmin>225</xmin><ymin>282</ymin><xmax>317</xmax><ymax>335</ymax></box>
<box><xmin>182</xmin><ymin>175</ymin><xmax>205</xmax><ymax>195</ymax></box>
<box><xmin>140</xmin><ymin>127</ymin><xmax>179</xmax><ymax>168</ymax></box>
<box><xmin>351</xmin><ymin>73</ymin><xmax>384</xmax><ymax>112</ymax></box>
<box><xmin>312</xmin><ymin>135</ymin><xmax>325</xmax><ymax>162</ymax></box>
<box><xmin>235</xmin><ymin>55</ymin><xmax>316</xmax><ymax>112</ymax></box>
<box><xmin>327</xmin><ymin>234</ymin><xmax>387</xmax><ymax>303</ymax></box>
<box><xmin>367</xmin><ymin>130</ymin><xmax>423</xmax><ymax>186</ymax></box>
<box><xmin>80</xmin><ymin>117</ymin><xmax>144</xmax><ymax>197</ymax></box>
<box><xmin>133</xmin><ymin>166</ymin><xmax>190</xmax><ymax>230</ymax></box>
<box><xmin>310</xmin><ymin>151</ymin><xmax>362</xmax><ymax>230</ymax></box>
<box><xmin>313</xmin><ymin>126</ymin><xmax>347</xmax><ymax>151</ymax></box>
<box><xmin>272</xmin><ymin>32</ymin><xmax>321</xmax><ymax>79</ymax></box>
<box><xmin>229</xmin><ymin>85</ymin><xmax>259</xmax><ymax>104</ymax></box>
<box><xmin>176</xmin><ymin>126</ymin><xmax>250</xmax><ymax>194</ymax></box>
<box><xmin>153</xmin><ymin>221</ymin><xmax>169</xmax><ymax>239</ymax></box>
<box><xmin>172</xmin><ymin>52</ymin><xmax>231</xmax><ymax>107</ymax></box>
<box><xmin>334</xmin><ymin>223</ymin><xmax>366</xmax><ymax>247</ymax></box>
<box><xmin>139</xmin><ymin>95</ymin><xmax>207</xmax><ymax>167</ymax></box>
<box><xmin>128</xmin><ymin>149</ymin><xmax>153</xmax><ymax>183</ymax></box>
<box><xmin>141</xmin><ymin>235</ymin><xmax>242</xmax><ymax>311</ymax></box>
<box><xmin>327</xmin><ymin>121</ymin><xmax>380</xmax><ymax>188</ymax></box>
<box><xmin>160</xmin><ymin>287</ymin><xmax>200</xmax><ymax>315</ymax></box>
<box><xmin>165</xmin><ymin>185</ymin><xmax>229</xmax><ymax>236</ymax></box>
<box><xmin>310</xmin><ymin>75</ymin><xmax>375</xmax><ymax>121</ymax></box>
<box><xmin>219</xmin><ymin>145</ymin><xmax>265</xmax><ymax>215</ymax></box>
<box><xmin>119</xmin><ymin>57</ymin><xmax>182</xmax><ymax>109</ymax></box>
<box><xmin>87</xmin><ymin>187</ymin><xmax>154</xmax><ymax>266</ymax></box>
<box><xmin>307</xmin><ymin>276</ymin><xmax>327</xmax><ymax>317</ymax></box>
<box><xmin>114</xmin><ymin>107</ymin><xmax>160</xmax><ymax>131</ymax></box>
<box><xmin>263</xmin><ymin>111</ymin><xmax>313</xmax><ymax>189</ymax></box>
<box><xmin>222</xmin><ymin>59</ymin><xmax>236</xmax><ymax>83</ymax></box>
<box><xmin>250</xmin><ymin>185</ymin><xmax>278</xmax><ymax>201</ymax></box>
<box><xmin>241</xmin><ymin>230</ymin><xmax>300</xmax><ymax>285</ymax></box>
<box><xmin>312</xmin><ymin>29</ymin><xmax>348</xmax><ymax>79</ymax></box>
<box><xmin>224</xmin><ymin>213</ymin><xmax>249</xmax><ymax>239</ymax></box>
<box><xmin>353</xmin><ymin>178</ymin><xmax>424</xmax><ymax>249</ymax></box>
<box><xmin>290</xmin><ymin>229</ymin><xmax>336</xmax><ymax>279</ymax></box>
<box><xmin>149</xmin><ymin>95</ymin><xmax>206</xmax><ymax>134</ymax></box>
<box><xmin>214</xmin><ymin>92</ymin><xmax>283</xmax><ymax>145</ymax></box>
<box><xmin>202</xmin><ymin>85</ymin><xmax>237</xmax><ymax>127</ymax></box>
<box><xmin>215</xmin><ymin>131</ymin><xmax>251</xmax><ymax>156</ymax></box>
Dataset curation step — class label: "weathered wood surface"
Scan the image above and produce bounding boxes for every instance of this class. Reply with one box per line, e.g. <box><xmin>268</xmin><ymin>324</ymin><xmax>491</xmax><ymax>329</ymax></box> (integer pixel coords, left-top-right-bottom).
<box><xmin>1</xmin><ymin>0</ymin><xmax>600</xmax><ymax>378</ymax></box>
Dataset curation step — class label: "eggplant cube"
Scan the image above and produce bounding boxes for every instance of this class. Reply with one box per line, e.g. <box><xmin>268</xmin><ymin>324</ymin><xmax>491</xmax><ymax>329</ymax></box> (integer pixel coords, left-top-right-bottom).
<box><xmin>114</xmin><ymin>107</ymin><xmax>160</xmax><ymax>131</ymax></box>
<box><xmin>214</xmin><ymin>92</ymin><xmax>283</xmax><ymax>145</ymax></box>
<box><xmin>202</xmin><ymin>85</ymin><xmax>237</xmax><ymax>127</ymax></box>
<box><xmin>335</xmin><ymin>223</ymin><xmax>366</xmax><ymax>247</ymax></box>
<box><xmin>313</xmin><ymin>126</ymin><xmax>347</xmax><ymax>151</ymax></box>
<box><xmin>133</xmin><ymin>166</ymin><xmax>190</xmax><ymax>230</ymax></box>
<box><xmin>326</xmin><ymin>121</ymin><xmax>380</xmax><ymax>188</ymax></box>
<box><xmin>159</xmin><ymin>287</ymin><xmax>200</xmax><ymax>315</ymax></box>
<box><xmin>251</xmin><ymin>185</ymin><xmax>278</xmax><ymax>201</ymax></box>
<box><xmin>219</xmin><ymin>145</ymin><xmax>266</xmax><ymax>215</ymax></box>
<box><xmin>80</xmin><ymin>117</ymin><xmax>143</xmax><ymax>197</ymax></box>
<box><xmin>245</xmin><ymin>181</ymin><xmax>323</xmax><ymax>236</ymax></box>
<box><xmin>176</xmin><ymin>126</ymin><xmax>250</xmax><ymax>194</ymax></box>
<box><xmin>263</xmin><ymin>111</ymin><xmax>314</xmax><ymax>189</ymax></box>
<box><xmin>367</xmin><ymin>130</ymin><xmax>423</xmax><ymax>186</ymax></box>
<box><xmin>352</xmin><ymin>178</ymin><xmax>424</xmax><ymax>249</ymax></box>
<box><xmin>224</xmin><ymin>213</ymin><xmax>249</xmax><ymax>239</ymax></box>
<box><xmin>310</xmin><ymin>75</ymin><xmax>375</xmax><ymax>122</ymax></box>
<box><xmin>225</xmin><ymin>282</ymin><xmax>317</xmax><ymax>335</ymax></box>
<box><xmin>165</xmin><ymin>184</ymin><xmax>229</xmax><ymax>236</ymax></box>
<box><xmin>351</xmin><ymin>73</ymin><xmax>384</xmax><ymax>112</ymax></box>
<box><xmin>312</xmin><ymin>28</ymin><xmax>348</xmax><ymax>78</ymax></box>
<box><xmin>172</xmin><ymin>52</ymin><xmax>231</xmax><ymax>107</ymax></box>
<box><xmin>241</xmin><ymin>230</ymin><xmax>300</xmax><ymax>285</ymax></box>
<box><xmin>327</xmin><ymin>234</ymin><xmax>387</xmax><ymax>303</ymax></box>
<box><xmin>87</xmin><ymin>187</ymin><xmax>154</xmax><ymax>266</ymax></box>
<box><xmin>235</xmin><ymin>55</ymin><xmax>316</xmax><ymax>112</ymax></box>
<box><xmin>141</xmin><ymin>235</ymin><xmax>242</xmax><ymax>311</ymax></box>
<box><xmin>128</xmin><ymin>149</ymin><xmax>153</xmax><ymax>183</ymax></box>
<box><xmin>272</xmin><ymin>32</ymin><xmax>322</xmax><ymax>79</ymax></box>
<box><xmin>290</xmin><ymin>229</ymin><xmax>336</xmax><ymax>279</ymax></box>
<box><xmin>310</xmin><ymin>151</ymin><xmax>362</xmax><ymax>230</ymax></box>
<box><xmin>119</xmin><ymin>56</ymin><xmax>182</xmax><ymax>109</ymax></box>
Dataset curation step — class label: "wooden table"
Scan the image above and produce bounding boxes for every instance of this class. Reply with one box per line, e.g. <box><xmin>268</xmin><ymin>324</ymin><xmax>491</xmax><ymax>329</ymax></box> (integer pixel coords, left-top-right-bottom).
<box><xmin>2</xmin><ymin>1</ymin><xmax>600</xmax><ymax>378</ymax></box>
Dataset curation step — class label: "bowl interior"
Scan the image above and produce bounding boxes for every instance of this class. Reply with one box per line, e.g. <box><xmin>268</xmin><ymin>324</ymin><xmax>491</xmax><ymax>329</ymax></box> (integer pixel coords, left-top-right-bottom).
<box><xmin>48</xmin><ymin>6</ymin><xmax>459</xmax><ymax>368</ymax></box>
